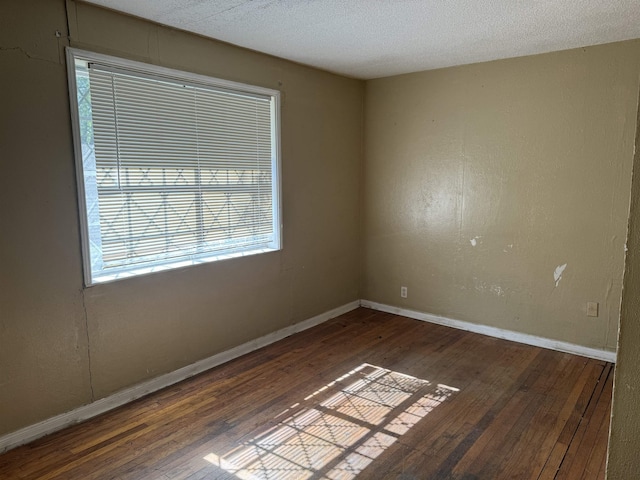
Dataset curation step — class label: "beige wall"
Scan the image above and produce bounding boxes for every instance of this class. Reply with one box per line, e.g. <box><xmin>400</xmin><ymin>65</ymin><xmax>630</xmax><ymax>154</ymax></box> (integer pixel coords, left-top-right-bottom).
<box><xmin>3</xmin><ymin>0</ymin><xmax>640</xmax><ymax>468</ymax></box>
<box><xmin>363</xmin><ymin>41</ymin><xmax>640</xmax><ymax>352</ymax></box>
<box><xmin>0</xmin><ymin>0</ymin><xmax>363</xmax><ymax>436</ymax></box>
<box><xmin>608</xmin><ymin>94</ymin><xmax>640</xmax><ymax>478</ymax></box>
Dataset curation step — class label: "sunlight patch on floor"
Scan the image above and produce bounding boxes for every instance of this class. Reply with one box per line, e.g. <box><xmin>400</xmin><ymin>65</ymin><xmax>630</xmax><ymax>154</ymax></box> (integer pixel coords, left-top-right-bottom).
<box><xmin>204</xmin><ymin>363</ymin><xmax>458</xmax><ymax>479</ymax></box>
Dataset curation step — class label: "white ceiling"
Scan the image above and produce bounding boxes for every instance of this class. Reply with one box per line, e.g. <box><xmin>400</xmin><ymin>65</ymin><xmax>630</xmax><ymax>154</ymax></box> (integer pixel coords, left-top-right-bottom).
<box><xmin>84</xmin><ymin>0</ymin><xmax>640</xmax><ymax>79</ymax></box>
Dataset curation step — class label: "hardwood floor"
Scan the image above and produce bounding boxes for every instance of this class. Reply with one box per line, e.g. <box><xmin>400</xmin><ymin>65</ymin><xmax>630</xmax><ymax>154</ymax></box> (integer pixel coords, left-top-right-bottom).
<box><xmin>0</xmin><ymin>308</ymin><xmax>613</xmax><ymax>479</ymax></box>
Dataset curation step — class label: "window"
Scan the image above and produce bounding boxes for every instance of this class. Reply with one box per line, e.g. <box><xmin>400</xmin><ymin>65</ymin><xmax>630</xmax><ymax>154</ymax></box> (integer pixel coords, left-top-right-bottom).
<box><xmin>66</xmin><ymin>48</ymin><xmax>281</xmax><ymax>285</ymax></box>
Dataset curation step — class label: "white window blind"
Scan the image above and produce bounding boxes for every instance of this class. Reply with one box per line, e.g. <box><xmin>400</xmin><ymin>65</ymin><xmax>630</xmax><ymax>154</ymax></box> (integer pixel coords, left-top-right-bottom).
<box><xmin>67</xmin><ymin>49</ymin><xmax>281</xmax><ymax>285</ymax></box>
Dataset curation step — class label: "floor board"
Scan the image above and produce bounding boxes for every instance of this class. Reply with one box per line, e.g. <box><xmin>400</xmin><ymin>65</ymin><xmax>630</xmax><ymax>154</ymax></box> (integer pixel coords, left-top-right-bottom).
<box><xmin>0</xmin><ymin>308</ymin><xmax>612</xmax><ymax>479</ymax></box>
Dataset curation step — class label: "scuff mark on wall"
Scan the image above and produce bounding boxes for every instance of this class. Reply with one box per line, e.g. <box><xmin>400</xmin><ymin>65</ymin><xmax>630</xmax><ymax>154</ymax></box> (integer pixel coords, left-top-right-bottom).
<box><xmin>490</xmin><ymin>285</ymin><xmax>505</xmax><ymax>296</ymax></box>
<box><xmin>470</xmin><ymin>235</ymin><xmax>481</xmax><ymax>246</ymax></box>
<box><xmin>554</xmin><ymin>263</ymin><xmax>567</xmax><ymax>287</ymax></box>
<box><xmin>503</xmin><ymin>244</ymin><xmax>513</xmax><ymax>252</ymax></box>
<box><xmin>474</xmin><ymin>279</ymin><xmax>506</xmax><ymax>297</ymax></box>
<box><xmin>605</xmin><ymin>280</ymin><xmax>614</xmax><ymax>306</ymax></box>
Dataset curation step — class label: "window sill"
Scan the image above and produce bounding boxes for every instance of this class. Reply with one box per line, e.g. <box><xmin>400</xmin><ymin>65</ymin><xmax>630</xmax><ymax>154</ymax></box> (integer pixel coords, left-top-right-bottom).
<box><xmin>89</xmin><ymin>246</ymin><xmax>279</xmax><ymax>286</ymax></box>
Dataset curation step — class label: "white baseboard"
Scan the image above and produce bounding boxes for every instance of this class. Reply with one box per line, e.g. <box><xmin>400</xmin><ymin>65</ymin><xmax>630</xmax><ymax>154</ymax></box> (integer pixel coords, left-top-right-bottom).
<box><xmin>1</xmin><ymin>298</ymin><xmax>616</xmax><ymax>453</ymax></box>
<box><xmin>0</xmin><ymin>300</ymin><xmax>360</xmax><ymax>454</ymax></box>
<box><xmin>360</xmin><ymin>300</ymin><xmax>617</xmax><ymax>363</ymax></box>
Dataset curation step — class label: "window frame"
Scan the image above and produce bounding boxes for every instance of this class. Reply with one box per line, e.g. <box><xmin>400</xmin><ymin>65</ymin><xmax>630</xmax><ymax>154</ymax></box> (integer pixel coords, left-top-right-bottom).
<box><xmin>66</xmin><ymin>47</ymin><xmax>282</xmax><ymax>286</ymax></box>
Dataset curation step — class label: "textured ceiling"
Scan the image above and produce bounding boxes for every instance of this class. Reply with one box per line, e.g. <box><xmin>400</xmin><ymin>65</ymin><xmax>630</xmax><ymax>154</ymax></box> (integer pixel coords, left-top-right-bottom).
<box><xmin>83</xmin><ymin>0</ymin><xmax>640</xmax><ymax>79</ymax></box>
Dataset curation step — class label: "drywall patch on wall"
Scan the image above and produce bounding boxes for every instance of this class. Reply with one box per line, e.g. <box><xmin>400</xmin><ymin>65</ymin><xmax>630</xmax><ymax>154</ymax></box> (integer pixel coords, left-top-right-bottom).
<box><xmin>554</xmin><ymin>263</ymin><xmax>568</xmax><ymax>287</ymax></box>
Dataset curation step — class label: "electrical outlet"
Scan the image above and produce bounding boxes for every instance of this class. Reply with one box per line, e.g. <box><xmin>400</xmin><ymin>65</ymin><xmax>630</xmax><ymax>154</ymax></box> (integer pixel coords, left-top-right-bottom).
<box><xmin>400</xmin><ymin>286</ymin><xmax>408</xmax><ymax>298</ymax></box>
<box><xmin>586</xmin><ymin>302</ymin><xmax>599</xmax><ymax>317</ymax></box>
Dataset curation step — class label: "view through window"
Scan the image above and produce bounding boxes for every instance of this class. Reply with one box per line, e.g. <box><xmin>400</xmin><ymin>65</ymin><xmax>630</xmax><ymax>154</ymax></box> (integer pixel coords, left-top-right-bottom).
<box><xmin>67</xmin><ymin>48</ymin><xmax>281</xmax><ymax>285</ymax></box>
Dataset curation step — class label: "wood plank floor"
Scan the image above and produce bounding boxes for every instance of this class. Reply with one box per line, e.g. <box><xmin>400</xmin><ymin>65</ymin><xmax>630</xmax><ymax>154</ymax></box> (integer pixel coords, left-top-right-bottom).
<box><xmin>0</xmin><ymin>308</ymin><xmax>613</xmax><ymax>479</ymax></box>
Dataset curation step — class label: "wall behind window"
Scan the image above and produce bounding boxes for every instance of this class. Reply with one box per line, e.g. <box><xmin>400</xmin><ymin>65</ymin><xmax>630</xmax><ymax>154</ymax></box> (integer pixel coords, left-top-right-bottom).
<box><xmin>0</xmin><ymin>0</ymin><xmax>363</xmax><ymax>436</ymax></box>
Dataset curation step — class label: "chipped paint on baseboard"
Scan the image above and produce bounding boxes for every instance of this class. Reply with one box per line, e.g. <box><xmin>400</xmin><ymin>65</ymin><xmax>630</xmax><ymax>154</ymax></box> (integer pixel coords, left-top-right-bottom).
<box><xmin>554</xmin><ymin>263</ymin><xmax>567</xmax><ymax>287</ymax></box>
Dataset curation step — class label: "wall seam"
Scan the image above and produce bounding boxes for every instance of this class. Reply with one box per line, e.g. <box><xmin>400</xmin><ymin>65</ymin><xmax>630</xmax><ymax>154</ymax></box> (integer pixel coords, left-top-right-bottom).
<box><xmin>358</xmin><ymin>82</ymin><xmax>367</xmax><ymax>299</ymax></box>
<box><xmin>65</xmin><ymin>0</ymin><xmax>78</xmax><ymax>43</ymax></box>
<box><xmin>81</xmin><ymin>289</ymin><xmax>95</xmax><ymax>402</ymax></box>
